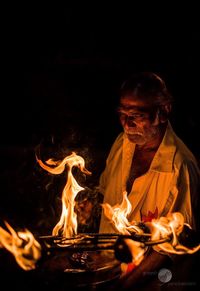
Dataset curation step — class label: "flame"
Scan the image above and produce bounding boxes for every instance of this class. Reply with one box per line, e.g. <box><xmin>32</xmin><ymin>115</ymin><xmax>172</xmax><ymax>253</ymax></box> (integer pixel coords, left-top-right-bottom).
<box><xmin>150</xmin><ymin>212</ymin><xmax>200</xmax><ymax>254</ymax></box>
<box><xmin>36</xmin><ymin>152</ymin><xmax>91</xmax><ymax>238</ymax></box>
<box><xmin>103</xmin><ymin>192</ymin><xmax>200</xmax><ymax>259</ymax></box>
<box><xmin>102</xmin><ymin>191</ymin><xmax>145</xmax><ymax>235</ymax></box>
<box><xmin>0</xmin><ymin>221</ymin><xmax>41</xmax><ymax>270</ymax></box>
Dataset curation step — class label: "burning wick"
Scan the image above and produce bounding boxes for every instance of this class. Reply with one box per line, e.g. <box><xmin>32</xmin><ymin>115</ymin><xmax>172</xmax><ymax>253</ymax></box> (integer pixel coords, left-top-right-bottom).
<box><xmin>36</xmin><ymin>152</ymin><xmax>91</xmax><ymax>239</ymax></box>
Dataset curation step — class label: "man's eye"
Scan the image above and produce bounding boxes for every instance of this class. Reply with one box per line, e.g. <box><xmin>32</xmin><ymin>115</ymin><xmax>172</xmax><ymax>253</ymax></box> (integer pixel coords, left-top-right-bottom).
<box><xmin>132</xmin><ymin>114</ymin><xmax>143</xmax><ymax>118</ymax></box>
<box><xmin>118</xmin><ymin>112</ymin><xmax>127</xmax><ymax>119</ymax></box>
<box><xmin>118</xmin><ymin>111</ymin><xmax>148</xmax><ymax>121</ymax></box>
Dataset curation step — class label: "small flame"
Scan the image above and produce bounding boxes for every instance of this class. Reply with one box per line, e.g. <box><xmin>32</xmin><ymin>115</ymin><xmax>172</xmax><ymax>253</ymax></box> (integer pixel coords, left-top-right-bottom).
<box><xmin>102</xmin><ymin>191</ymin><xmax>145</xmax><ymax>235</ymax></box>
<box><xmin>150</xmin><ymin>212</ymin><xmax>200</xmax><ymax>254</ymax></box>
<box><xmin>37</xmin><ymin>152</ymin><xmax>91</xmax><ymax>238</ymax></box>
<box><xmin>0</xmin><ymin>221</ymin><xmax>41</xmax><ymax>271</ymax></box>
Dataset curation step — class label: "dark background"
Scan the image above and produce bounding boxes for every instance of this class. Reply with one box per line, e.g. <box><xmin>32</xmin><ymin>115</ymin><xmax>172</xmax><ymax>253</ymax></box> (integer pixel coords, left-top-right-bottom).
<box><xmin>1</xmin><ymin>4</ymin><xmax>200</xmax><ymax>222</ymax></box>
<box><xmin>0</xmin><ymin>5</ymin><xmax>200</xmax><ymax>286</ymax></box>
<box><xmin>2</xmin><ymin>5</ymin><xmax>200</xmax><ymax>151</ymax></box>
<box><xmin>1</xmin><ymin>4</ymin><xmax>200</xmax><ymax>223</ymax></box>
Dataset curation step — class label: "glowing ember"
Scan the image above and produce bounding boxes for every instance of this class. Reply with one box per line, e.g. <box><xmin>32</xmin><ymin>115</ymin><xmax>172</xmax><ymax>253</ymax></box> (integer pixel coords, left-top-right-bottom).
<box><xmin>0</xmin><ymin>221</ymin><xmax>41</xmax><ymax>270</ymax></box>
<box><xmin>36</xmin><ymin>152</ymin><xmax>91</xmax><ymax>238</ymax></box>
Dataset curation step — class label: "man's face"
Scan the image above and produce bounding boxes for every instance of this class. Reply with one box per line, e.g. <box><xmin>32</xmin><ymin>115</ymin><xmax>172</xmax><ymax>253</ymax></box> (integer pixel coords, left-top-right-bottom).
<box><xmin>118</xmin><ymin>95</ymin><xmax>160</xmax><ymax>145</ymax></box>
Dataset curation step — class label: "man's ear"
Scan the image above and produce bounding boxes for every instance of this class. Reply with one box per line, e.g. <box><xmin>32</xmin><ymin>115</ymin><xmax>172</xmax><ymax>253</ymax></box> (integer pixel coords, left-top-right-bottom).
<box><xmin>158</xmin><ymin>104</ymin><xmax>172</xmax><ymax>123</ymax></box>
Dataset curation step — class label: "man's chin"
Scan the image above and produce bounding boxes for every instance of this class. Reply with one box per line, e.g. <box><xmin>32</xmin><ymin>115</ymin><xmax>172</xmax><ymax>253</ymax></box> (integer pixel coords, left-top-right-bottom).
<box><xmin>126</xmin><ymin>133</ymin><xmax>145</xmax><ymax>145</ymax></box>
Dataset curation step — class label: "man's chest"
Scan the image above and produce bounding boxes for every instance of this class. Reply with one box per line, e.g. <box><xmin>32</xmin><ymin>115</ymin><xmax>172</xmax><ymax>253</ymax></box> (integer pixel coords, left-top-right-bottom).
<box><xmin>126</xmin><ymin>150</ymin><xmax>156</xmax><ymax>193</ymax></box>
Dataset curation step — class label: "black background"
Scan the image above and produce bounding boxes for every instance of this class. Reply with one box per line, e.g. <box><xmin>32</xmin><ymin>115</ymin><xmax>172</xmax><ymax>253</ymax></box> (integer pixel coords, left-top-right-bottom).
<box><xmin>2</xmin><ymin>5</ymin><xmax>200</xmax><ymax>150</ymax></box>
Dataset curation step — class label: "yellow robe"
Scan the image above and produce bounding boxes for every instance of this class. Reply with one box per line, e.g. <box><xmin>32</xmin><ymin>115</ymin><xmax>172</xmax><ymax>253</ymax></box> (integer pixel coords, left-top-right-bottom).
<box><xmin>99</xmin><ymin>122</ymin><xmax>200</xmax><ymax>233</ymax></box>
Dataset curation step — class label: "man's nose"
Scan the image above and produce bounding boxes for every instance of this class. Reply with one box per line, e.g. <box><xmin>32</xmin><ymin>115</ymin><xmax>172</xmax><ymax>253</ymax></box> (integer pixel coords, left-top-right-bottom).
<box><xmin>125</xmin><ymin>116</ymin><xmax>137</xmax><ymax>127</ymax></box>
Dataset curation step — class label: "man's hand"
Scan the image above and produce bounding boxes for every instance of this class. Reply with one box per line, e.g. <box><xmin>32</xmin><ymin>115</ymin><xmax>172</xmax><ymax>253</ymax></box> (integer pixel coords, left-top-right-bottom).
<box><xmin>112</xmin><ymin>248</ymin><xmax>172</xmax><ymax>290</ymax></box>
<box><xmin>74</xmin><ymin>187</ymin><xmax>103</xmax><ymax>232</ymax></box>
<box><xmin>75</xmin><ymin>198</ymin><xmax>93</xmax><ymax>225</ymax></box>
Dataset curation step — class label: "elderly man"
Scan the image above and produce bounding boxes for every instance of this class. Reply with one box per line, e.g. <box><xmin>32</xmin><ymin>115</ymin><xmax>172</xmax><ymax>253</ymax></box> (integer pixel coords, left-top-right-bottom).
<box><xmin>98</xmin><ymin>72</ymin><xmax>200</xmax><ymax>289</ymax></box>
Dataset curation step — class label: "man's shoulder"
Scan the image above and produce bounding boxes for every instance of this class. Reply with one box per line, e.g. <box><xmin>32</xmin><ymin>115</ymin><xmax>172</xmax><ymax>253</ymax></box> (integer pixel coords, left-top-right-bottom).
<box><xmin>174</xmin><ymin>134</ymin><xmax>198</xmax><ymax>164</ymax></box>
<box><xmin>164</xmin><ymin>123</ymin><xmax>199</xmax><ymax>173</ymax></box>
<box><xmin>172</xmin><ymin>135</ymin><xmax>200</xmax><ymax>174</ymax></box>
<box><xmin>167</xmin><ymin>123</ymin><xmax>197</xmax><ymax>163</ymax></box>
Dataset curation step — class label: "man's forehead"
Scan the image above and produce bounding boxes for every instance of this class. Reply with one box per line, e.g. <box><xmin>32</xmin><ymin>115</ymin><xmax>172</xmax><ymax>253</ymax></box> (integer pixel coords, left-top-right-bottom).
<box><xmin>119</xmin><ymin>97</ymin><xmax>155</xmax><ymax>112</ymax></box>
<box><xmin>118</xmin><ymin>104</ymin><xmax>154</xmax><ymax>113</ymax></box>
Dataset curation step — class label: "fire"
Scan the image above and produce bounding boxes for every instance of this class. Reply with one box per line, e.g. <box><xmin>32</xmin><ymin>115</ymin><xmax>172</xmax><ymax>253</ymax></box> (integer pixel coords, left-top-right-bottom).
<box><xmin>1</xmin><ymin>150</ymin><xmax>199</xmax><ymax>274</ymax></box>
<box><xmin>0</xmin><ymin>221</ymin><xmax>41</xmax><ymax>270</ymax></box>
<box><xmin>150</xmin><ymin>212</ymin><xmax>200</xmax><ymax>254</ymax></box>
<box><xmin>102</xmin><ymin>191</ymin><xmax>144</xmax><ymax>235</ymax></box>
<box><xmin>102</xmin><ymin>192</ymin><xmax>200</xmax><ymax>261</ymax></box>
<box><xmin>36</xmin><ymin>152</ymin><xmax>91</xmax><ymax>238</ymax></box>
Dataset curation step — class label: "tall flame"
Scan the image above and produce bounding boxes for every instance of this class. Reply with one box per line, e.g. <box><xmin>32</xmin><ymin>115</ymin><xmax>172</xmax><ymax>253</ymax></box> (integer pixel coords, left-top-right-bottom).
<box><xmin>0</xmin><ymin>222</ymin><xmax>41</xmax><ymax>270</ymax></box>
<box><xmin>36</xmin><ymin>152</ymin><xmax>91</xmax><ymax>238</ymax></box>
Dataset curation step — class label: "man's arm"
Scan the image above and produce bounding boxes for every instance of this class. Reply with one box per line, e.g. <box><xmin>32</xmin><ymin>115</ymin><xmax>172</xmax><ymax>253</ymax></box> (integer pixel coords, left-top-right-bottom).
<box><xmin>115</xmin><ymin>248</ymin><xmax>172</xmax><ymax>290</ymax></box>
